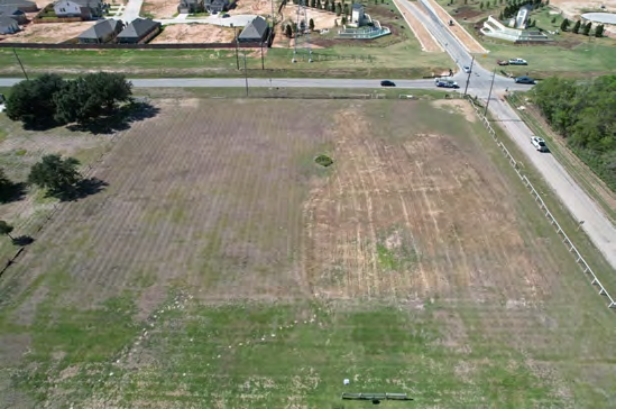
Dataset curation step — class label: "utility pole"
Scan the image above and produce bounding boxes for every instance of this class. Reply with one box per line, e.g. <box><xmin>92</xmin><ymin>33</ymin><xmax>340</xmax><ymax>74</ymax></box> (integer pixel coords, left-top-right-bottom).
<box><xmin>261</xmin><ymin>42</ymin><xmax>265</xmax><ymax>70</ymax></box>
<box><xmin>463</xmin><ymin>56</ymin><xmax>475</xmax><ymax>96</ymax></box>
<box><xmin>243</xmin><ymin>51</ymin><xmax>249</xmax><ymax>97</ymax></box>
<box><xmin>13</xmin><ymin>48</ymin><xmax>28</xmax><ymax>81</ymax></box>
<box><xmin>235</xmin><ymin>37</ymin><xmax>240</xmax><ymax>70</ymax></box>
<box><xmin>484</xmin><ymin>68</ymin><xmax>497</xmax><ymax>117</ymax></box>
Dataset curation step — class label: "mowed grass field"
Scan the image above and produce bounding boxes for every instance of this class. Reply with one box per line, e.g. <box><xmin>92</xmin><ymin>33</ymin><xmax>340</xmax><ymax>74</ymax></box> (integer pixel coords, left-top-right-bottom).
<box><xmin>0</xmin><ymin>98</ymin><xmax>615</xmax><ymax>408</ymax></box>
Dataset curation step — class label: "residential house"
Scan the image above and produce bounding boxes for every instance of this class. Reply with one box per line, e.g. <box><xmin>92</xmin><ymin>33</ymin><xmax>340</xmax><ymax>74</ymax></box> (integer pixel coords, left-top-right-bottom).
<box><xmin>117</xmin><ymin>17</ymin><xmax>161</xmax><ymax>43</ymax></box>
<box><xmin>78</xmin><ymin>18</ymin><xmax>123</xmax><ymax>43</ymax></box>
<box><xmin>204</xmin><ymin>0</ymin><xmax>229</xmax><ymax>14</ymax></box>
<box><xmin>0</xmin><ymin>15</ymin><xmax>19</xmax><ymax>34</ymax></box>
<box><xmin>350</xmin><ymin>3</ymin><xmax>364</xmax><ymax>27</ymax></box>
<box><xmin>54</xmin><ymin>0</ymin><xmax>103</xmax><ymax>20</ymax></box>
<box><xmin>238</xmin><ymin>16</ymin><xmax>268</xmax><ymax>43</ymax></box>
<box><xmin>0</xmin><ymin>0</ymin><xmax>37</xmax><ymax>12</ymax></box>
<box><xmin>178</xmin><ymin>0</ymin><xmax>202</xmax><ymax>14</ymax></box>
<box><xmin>0</xmin><ymin>6</ymin><xmax>28</xmax><ymax>24</ymax></box>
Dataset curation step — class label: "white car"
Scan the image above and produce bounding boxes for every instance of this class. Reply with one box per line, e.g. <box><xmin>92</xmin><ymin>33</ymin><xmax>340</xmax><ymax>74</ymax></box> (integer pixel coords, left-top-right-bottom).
<box><xmin>531</xmin><ymin>136</ymin><xmax>549</xmax><ymax>152</ymax></box>
<box><xmin>463</xmin><ymin>65</ymin><xmax>471</xmax><ymax>73</ymax></box>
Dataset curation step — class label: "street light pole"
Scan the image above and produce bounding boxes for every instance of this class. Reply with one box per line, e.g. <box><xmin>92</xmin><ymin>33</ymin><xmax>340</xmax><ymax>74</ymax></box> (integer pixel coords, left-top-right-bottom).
<box><xmin>484</xmin><ymin>68</ymin><xmax>497</xmax><ymax>117</ymax></box>
<box><xmin>463</xmin><ymin>56</ymin><xmax>475</xmax><ymax>96</ymax></box>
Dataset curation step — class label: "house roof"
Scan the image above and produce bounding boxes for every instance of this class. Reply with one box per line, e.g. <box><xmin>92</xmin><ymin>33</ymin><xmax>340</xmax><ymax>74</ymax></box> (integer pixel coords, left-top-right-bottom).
<box><xmin>0</xmin><ymin>5</ymin><xmax>25</xmax><ymax>15</ymax></box>
<box><xmin>118</xmin><ymin>17</ymin><xmax>159</xmax><ymax>38</ymax></box>
<box><xmin>0</xmin><ymin>15</ymin><xmax>18</xmax><ymax>27</ymax></box>
<box><xmin>0</xmin><ymin>0</ymin><xmax>34</xmax><ymax>7</ymax></box>
<box><xmin>63</xmin><ymin>0</ymin><xmax>102</xmax><ymax>7</ymax></box>
<box><xmin>78</xmin><ymin>18</ymin><xmax>121</xmax><ymax>39</ymax></box>
<box><xmin>238</xmin><ymin>16</ymin><xmax>268</xmax><ymax>40</ymax></box>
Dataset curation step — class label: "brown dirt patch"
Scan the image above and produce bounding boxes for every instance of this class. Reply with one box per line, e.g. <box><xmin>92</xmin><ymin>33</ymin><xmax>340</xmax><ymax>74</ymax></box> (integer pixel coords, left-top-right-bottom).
<box><xmin>150</xmin><ymin>24</ymin><xmax>236</xmax><ymax>43</ymax></box>
<box><xmin>230</xmin><ymin>0</ymin><xmax>272</xmax><ymax>15</ymax></box>
<box><xmin>550</xmin><ymin>0</ymin><xmax>616</xmax><ymax>18</ymax></box>
<box><xmin>424</xmin><ymin>0</ymin><xmax>488</xmax><ymax>53</ymax></box>
<box><xmin>431</xmin><ymin>99</ymin><xmax>476</xmax><ymax>123</ymax></box>
<box><xmin>399</xmin><ymin>2</ymin><xmax>443</xmax><ymax>52</ymax></box>
<box><xmin>142</xmin><ymin>0</ymin><xmax>179</xmax><ymax>19</ymax></box>
<box><xmin>0</xmin><ymin>21</ymin><xmax>97</xmax><ymax>43</ymax></box>
<box><xmin>302</xmin><ymin>100</ymin><xmax>552</xmax><ymax>302</ymax></box>
<box><xmin>279</xmin><ymin>4</ymin><xmax>337</xmax><ymax>31</ymax></box>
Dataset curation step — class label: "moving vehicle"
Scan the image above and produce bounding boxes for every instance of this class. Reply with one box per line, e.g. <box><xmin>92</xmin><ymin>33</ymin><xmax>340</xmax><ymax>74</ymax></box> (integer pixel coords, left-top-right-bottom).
<box><xmin>380</xmin><ymin>80</ymin><xmax>396</xmax><ymax>87</ymax></box>
<box><xmin>531</xmin><ymin>136</ymin><xmax>549</xmax><ymax>152</ymax></box>
<box><xmin>509</xmin><ymin>58</ymin><xmax>528</xmax><ymax>65</ymax></box>
<box><xmin>435</xmin><ymin>79</ymin><xmax>459</xmax><ymax>89</ymax></box>
<box><xmin>463</xmin><ymin>65</ymin><xmax>471</xmax><ymax>73</ymax></box>
<box><xmin>515</xmin><ymin>76</ymin><xmax>535</xmax><ymax>84</ymax></box>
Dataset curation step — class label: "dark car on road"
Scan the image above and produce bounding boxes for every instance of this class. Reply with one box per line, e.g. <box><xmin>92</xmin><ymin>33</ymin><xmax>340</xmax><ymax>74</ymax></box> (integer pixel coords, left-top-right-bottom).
<box><xmin>515</xmin><ymin>76</ymin><xmax>536</xmax><ymax>84</ymax></box>
<box><xmin>380</xmin><ymin>80</ymin><xmax>396</xmax><ymax>87</ymax></box>
<box><xmin>436</xmin><ymin>80</ymin><xmax>459</xmax><ymax>89</ymax></box>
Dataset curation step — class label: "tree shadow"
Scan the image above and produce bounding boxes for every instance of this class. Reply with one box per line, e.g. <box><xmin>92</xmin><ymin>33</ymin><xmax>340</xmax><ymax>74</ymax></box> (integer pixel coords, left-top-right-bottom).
<box><xmin>57</xmin><ymin>177</ymin><xmax>109</xmax><ymax>202</ymax></box>
<box><xmin>66</xmin><ymin>101</ymin><xmax>160</xmax><ymax>135</ymax></box>
<box><xmin>22</xmin><ymin>117</ymin><xmax>63</xmax><ymax>131</ymax></box>
<box><xmin>0</xmin><ymin>182</ymin><xmax>28</xmax><ymax>204</ymax></box>
<box><xmin>11</xmin><ymin>235</ymin><xmax>34</xmax><ymax>246</ymax></box>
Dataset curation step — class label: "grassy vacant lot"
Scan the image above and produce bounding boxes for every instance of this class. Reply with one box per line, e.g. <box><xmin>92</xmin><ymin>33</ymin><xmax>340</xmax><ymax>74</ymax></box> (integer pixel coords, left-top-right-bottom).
<box><xmin>436</xmin><ymin>0</ymin><xmax>616</xmax><ymax>77</ymax></box>
<box><xmin>0</xmin><ymin>1</ymin><xmax>452</xmax><ymax>79</ymax></box>
<box><xmin>0</xmin><ymin>97</ymin><xmax>615</xmax><ymax>408</ymax></box>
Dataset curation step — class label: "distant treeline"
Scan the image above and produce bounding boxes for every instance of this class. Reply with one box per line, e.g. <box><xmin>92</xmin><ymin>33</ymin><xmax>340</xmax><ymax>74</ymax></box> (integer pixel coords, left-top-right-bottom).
<box><xmin>532</xmin><ymin>75</ymin><xmax>616</xmax><ymax>191</ymax></box>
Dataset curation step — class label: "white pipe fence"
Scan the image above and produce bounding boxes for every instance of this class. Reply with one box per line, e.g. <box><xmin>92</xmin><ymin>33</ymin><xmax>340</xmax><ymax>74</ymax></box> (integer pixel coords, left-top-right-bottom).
<box><xmin>466</xmin><ymin>97</ymin><xmax>616</xmax><ymax>310</ymax></box>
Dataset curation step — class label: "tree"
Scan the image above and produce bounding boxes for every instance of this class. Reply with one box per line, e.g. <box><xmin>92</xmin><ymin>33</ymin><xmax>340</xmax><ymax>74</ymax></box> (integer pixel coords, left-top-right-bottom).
<box><xmin>480</xmin><ymin>2</ymin><xmax>484</xmax><ymax>9</ymax></box>
<box><xmin>343</xmin><ymin>3</ymin><xmax>349</xmax><ymax>16</ymax></box>
<box><xmin>311</xmin><ymin>0</ymin><xmax>316</xmax><ymax>8</ymax></box>
<box><xmin>336</xmin><ymin>2</ymin><xmax>341</xmax><ymax>15</ymax></box>
<box><xmin>594</xmin><ymin>24</ymin><xmax>604</xmax><ymax>37</ymax></box>
<box><xmin>28</xmin><ymin>154</ymin><xmax>82</xmax><ymax>199</ymax></box>
<box><xmin>0</xmin><ymin>221</ymin><xmax>14</xmax><ymax>240</ymax></box>
<box><xmin>285</xmin><ymin>23</ymin><xmax>293</xmax><ymax>37</ymax></box>
<box><xmin>551</xmin><ymin>16</ymin><xmax>556</xmax><ymax>24</ymax></box>
<box><xmin>5</xmin><ymin>73</ymin><xmax>65</xmax><ymax>129</ymax></box>
<box><xmin>582</xmin><ymin>21</ymin><xmax>592</xmax><ymax>36</ymax></box>
<box><xmin>331</xmin><ymin>1</ymin><xmax>336</xmax><ymax>12</ymax></box>
<box><xmin>463</xmin><ymin>0</ymin><xmax>467</xmax><ymax>4</ymax></box>
<box><xmin>0</xmin><ymin>169</ymin><xmax>15</xmax><ymax>203</ymax></box>
<box><xmin>53</xmin><ymin>73</ymin><xmax>132</xmax><ymax>126</ymax></box>
<box><xmin>341</xmin><ymin>16</ymin><xmax>347</xmax><ymax>25</ymax></box>
<box><xmin>532</xmin><ymin>75</ymin><xmax>616</xmax><ymax>190</ymax></box>
<box><xmin>493</xmin><ymin>0</ymin><xmax>497</xmax><ymax>6</ymax></box>
<box><xmin>560</xmin><ymin>18</ymin><xmax>570</xmax><ymax>31</ymax></box>
<box><xmin>309</xmin><ymin>18</ymin><xmax>315</xmax><ymax>30</ymax></box>
<box><xmin>499</xmin><ymin>11</ymin><xmax>504</xmax><ymax>19</ymax></box>
<box><xmin>571</xmin><ymin>20</ymin><xmax>581</xmax><ymax>34</ymax></box>
<box><xmin>530</xmin><ymin>19</ymin><xmax>536</xmax><ymax>27</ymax></box>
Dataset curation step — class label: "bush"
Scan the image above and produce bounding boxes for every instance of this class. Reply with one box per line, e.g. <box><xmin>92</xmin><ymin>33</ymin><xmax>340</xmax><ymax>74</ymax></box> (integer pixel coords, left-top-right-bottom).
<box><xmin>315</xmin><ymin>154</ymin><xmax>334</xmax><ymax>167</ymax></box>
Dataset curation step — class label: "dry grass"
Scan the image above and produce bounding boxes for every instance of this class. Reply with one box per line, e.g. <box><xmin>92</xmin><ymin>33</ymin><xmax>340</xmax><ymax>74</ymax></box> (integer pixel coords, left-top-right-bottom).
<box><xmin>0</xmin><ymin>99</ymin><xmax>614</xmax><ymax>408</ymax></box>
<box><xmin>142</xmin><ymin>0</ymin><xmax>179</xmax><ymax>19</ymax></box>
<box><xmin>0</xmin><ymin>22</ymin><xmax>96</xmax><ymax>43</ymax></box>
<box><xmin>150</xmin><ymin>24</ymin><xmax>236</xmax><ymax>43</ymax></box>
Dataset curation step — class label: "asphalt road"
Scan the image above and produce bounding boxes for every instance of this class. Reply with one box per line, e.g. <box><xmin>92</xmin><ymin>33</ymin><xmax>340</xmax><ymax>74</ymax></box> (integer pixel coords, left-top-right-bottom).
<box><xmin>0</xmin><ymin>77</ymin><xmax>531</xmax><ymax>91</ymax></box>
<box><xmin>400</xmin><ymin>0</ymin><xmax>616</xmax><ymax>268</ymax></box>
